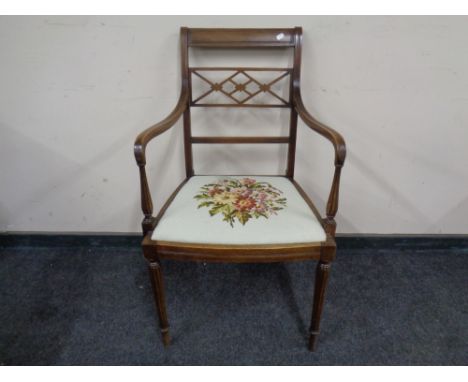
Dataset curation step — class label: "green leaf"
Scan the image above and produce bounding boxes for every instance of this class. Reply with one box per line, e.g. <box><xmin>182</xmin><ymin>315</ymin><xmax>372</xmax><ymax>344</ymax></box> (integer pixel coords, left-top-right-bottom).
<box><xmin>197</xmin><ymin>201</ymin><xmax>213</xmax><ymax>208</ymax></box>
<box><xmin>209</xmin><ymin>204</ymin><xmax>225</xmax><ymax>216</ymax></box>
<box><xmin>194</xmin><ymin>194</ymin><xmax>210</xmax><ymax>200</ymax></box>
<box><xmin>237</xmin><ymin>212</ymin><xmax>250</xmax><ymax>225</ymax></box>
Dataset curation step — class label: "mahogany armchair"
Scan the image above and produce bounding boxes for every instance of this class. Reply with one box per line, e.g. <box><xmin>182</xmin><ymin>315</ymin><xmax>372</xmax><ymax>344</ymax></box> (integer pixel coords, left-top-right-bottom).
<box><xmin>134</xmin><ymin>27</ymin><xmax>346</xmax><ymax>351</ymax></box>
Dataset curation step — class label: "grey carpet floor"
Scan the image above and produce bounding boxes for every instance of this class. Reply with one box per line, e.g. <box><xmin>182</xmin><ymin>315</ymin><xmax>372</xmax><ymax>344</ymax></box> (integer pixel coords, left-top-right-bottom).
<box><xmin>0</xmin><ymin>245</ymin><xmax>466</xmax><ymax>365</ymax></box>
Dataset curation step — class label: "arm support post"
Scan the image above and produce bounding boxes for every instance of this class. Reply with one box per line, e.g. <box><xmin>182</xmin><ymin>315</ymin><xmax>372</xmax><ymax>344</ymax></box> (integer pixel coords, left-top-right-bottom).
<box><xmin>134</xmin><ymin>91</ymin><xmax>189</xmax><ymax>234</ymax></box>
<box><xmin>294</xmin><ymin>91</ymin><xmax>346</xmax><ymax>236</ymax></box>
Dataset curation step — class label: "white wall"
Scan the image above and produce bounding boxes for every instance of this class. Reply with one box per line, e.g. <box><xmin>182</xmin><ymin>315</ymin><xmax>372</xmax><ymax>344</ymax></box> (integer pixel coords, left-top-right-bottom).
<box><xmin>1</xmin><ymin>16</ymin><xmax>467</xmax><ymax>234</ymax></box>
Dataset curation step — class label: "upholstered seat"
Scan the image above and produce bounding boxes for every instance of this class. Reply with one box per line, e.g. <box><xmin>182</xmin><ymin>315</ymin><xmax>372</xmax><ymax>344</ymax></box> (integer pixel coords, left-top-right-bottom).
<box><xmin>152</xmin><ymin>176</ymin><xmax>326</xmax><ymax>245</ymax></box>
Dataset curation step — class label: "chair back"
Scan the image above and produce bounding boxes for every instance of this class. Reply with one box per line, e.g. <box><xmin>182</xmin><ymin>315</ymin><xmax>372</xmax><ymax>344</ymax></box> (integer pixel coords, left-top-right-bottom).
<box><xmin>180</xmin><ymin>27</ymin><xmax>303</xmax><ymax>177</ymax></box>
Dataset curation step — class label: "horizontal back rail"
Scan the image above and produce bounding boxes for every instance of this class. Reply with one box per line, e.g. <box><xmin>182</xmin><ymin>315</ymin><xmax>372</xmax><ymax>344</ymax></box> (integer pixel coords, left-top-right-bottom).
<box><xmin>190</xmin><ymin>67</ymin><xmax>292</xmax><ymax>72</ymax></box>
<box><xmin>190</xmin><ymin>103</ymin><xmax>290</xmax><ymax>108</ymax></box>
<box><xmin>191</xmin><ymin>136</ymin><xmax>290</xmax><ymax>144</ymax></box>
<box><xmin>188</xmin><ymin>28</ymin><xmax>296</xmax><ymax>48</ymax></box>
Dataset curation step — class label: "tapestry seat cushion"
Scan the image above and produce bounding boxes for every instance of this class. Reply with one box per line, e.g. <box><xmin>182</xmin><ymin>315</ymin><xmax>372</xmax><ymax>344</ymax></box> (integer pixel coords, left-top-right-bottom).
<box><xmin>152</xmin><ymin>176</ymin><xmax>326</xmax><ymax>245</ymax></box>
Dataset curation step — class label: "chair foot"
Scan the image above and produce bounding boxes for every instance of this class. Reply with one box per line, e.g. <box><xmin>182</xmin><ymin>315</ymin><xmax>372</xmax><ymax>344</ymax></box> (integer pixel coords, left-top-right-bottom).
<box><xmin>161</xmin><ymin>327</ymin><xmax>171</xmax><ymax>347</ymax></box>
<box><xmin>308</xmin><ymin>260</ymin><xmax>332</xmax><ymax>351</ymax></box>
<box><xmin>308</xmin><ymin>331</ymin><xmax>319</xmax><ymax>351</ymax></box>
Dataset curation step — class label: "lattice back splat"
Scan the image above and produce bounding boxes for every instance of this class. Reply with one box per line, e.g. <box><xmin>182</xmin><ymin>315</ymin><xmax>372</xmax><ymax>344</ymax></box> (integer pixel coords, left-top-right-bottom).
<box><xmin>190</xmin><ymin>68</ymin><xmax>291</xmax><ymax>107</ymax></box>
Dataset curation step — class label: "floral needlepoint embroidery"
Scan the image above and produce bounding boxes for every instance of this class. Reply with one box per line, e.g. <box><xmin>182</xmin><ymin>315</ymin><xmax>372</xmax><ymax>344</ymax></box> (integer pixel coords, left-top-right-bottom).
<box><xmin>194</xmin><ymin>178</ymin><xmax>287</xmax><ymax>227</ymax></box>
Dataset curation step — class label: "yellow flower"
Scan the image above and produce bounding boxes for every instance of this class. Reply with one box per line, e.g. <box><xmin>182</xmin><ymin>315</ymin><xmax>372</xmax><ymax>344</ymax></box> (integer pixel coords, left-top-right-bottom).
<box><xmin>212</xmin><ymin>191</ymin><xmax>238</xmax><ymax>205</ymax></box>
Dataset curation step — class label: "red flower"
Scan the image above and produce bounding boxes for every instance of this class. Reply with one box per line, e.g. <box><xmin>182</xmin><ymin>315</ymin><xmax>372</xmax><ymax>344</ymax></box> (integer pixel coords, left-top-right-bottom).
<box><xmin>235</xmin><ymin>197</ymin><xmax>256</xmax><ymax>211</ymax></box>
<box><xmin>208</xmin><ymin>187</ymin><xmax>222</xmax><ymax>197</ymax></box>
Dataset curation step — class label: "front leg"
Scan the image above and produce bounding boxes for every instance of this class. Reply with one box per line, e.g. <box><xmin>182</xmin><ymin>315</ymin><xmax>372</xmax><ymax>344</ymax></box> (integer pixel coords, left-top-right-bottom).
<box><xmin>148</xmin><ymin>260</ymin><xmax>171</xmax><ymax>347</ymax></box>
<box><xmin>308</xmin><ymin>260</ymin><xmax>332</xmax><ymax>351</ymax></box>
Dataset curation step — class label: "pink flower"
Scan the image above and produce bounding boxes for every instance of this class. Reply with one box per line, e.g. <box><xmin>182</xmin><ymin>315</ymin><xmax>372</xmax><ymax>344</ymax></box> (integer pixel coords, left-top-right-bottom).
<box><xmin>241</xmin><ymin>178</ymin><xmax>256</xmax><ymax>186</ymax></box>
<box><xmin>255</xmin><ymin>204</ymin><xmax>266</xmax><ymax>213</ymax></box>
<box><xmin>258</xmin><ymin>192</ymin><xmax>267</xmax><ymax>201</ymax></box>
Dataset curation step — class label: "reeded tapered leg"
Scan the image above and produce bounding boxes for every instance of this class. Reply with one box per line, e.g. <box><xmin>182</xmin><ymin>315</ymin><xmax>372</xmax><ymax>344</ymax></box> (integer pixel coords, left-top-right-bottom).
<box><xmin>308</xmin><ymin>261</ymin><xmax>332</xmax><ymax>351</ymax></box>
<box><xmin>148</xmin><ymin>260</ymin><xmax>170</xmax><ymax>347</ymax></box>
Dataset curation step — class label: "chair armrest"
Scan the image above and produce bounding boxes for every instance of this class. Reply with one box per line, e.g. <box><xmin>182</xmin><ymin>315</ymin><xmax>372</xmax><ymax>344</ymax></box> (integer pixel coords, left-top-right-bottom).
<box><xmin>134</xmin><ymin>90</ymin><xmax>189</xmax><ymax>165</ymax></box>
<box><xmin>293</xmin><ymin>91</ymin><xmax>347</xmax><ymax>235</ymax></box>
<box><xmin>294</xmin><ymin>92</ymin><xmax>346</xmax><ymax>166</ymax></box>
<box><xmin>134</xmin><ymin>90</ymin><xmax>189</xmax><ymax>234</ymax></box>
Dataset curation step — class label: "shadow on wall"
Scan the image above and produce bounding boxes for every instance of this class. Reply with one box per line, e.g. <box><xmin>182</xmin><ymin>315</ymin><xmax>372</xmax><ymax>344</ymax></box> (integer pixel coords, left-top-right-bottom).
<box><xmin>0</xmin><ymin>203</ymin><xmax>12</xmax><ymax>231</ymax></box>
<box><xmin>295</xmin><ymin>144</ymin><xmax>360</xmax><ymax>234</ymax></box>
<box><xmin>424</xmin><ymin>195</ymin><xmax>468</xmax><ymax>234</ymax></box>
<box><xmin>348</xmin><ymin>151</ymin><xmax>431</xmax><ymax>225</ymax></box>
<box><xmin>0</xmin><ymin>123</ymin><xmax>138</xmax><ymax>231</ymax></box>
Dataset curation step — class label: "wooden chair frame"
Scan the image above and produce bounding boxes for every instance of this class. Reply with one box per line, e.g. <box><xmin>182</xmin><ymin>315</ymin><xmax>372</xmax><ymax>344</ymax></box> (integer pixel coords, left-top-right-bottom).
<box><xmin>134</xmin><ymin>27</ymin><xmax>346</xmax><ymax>351</ymax></box>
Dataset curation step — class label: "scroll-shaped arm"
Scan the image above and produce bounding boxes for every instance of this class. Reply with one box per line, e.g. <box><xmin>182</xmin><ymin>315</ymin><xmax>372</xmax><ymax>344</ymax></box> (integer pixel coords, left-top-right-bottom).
<box><xmin>134</xmin><ymin>90</ymin><xmax>189</xmax><ymax>234</ymax></box>
<box><xmin>294</xmin><ymin>91</ymin><xmax>347</xmax><ymax>236</ymax></box>
<box><xmin>134</xmin><ymin>90</ymin><xmax>189</xmax><ymax>165</ymax></box>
